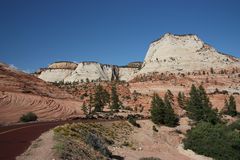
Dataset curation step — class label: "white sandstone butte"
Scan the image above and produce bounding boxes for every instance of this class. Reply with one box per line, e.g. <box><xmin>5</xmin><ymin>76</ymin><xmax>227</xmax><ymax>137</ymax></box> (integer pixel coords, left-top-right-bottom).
<box><xmin>139</xmin><ymin>33</ymin><xmax>240</xmax><ymax>74</ymax></box>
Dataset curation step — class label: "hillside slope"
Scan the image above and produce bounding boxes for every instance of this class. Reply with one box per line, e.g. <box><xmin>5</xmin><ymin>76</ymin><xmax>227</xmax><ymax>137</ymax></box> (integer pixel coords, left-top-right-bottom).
<box><xmin>0</xmin><ymin>63</ymin><xmax>82</xmax><ymax>124</ymax></box>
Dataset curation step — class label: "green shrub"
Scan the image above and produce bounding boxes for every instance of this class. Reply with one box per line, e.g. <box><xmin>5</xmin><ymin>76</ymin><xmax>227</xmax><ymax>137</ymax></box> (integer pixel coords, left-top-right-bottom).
<box><xmin>183</xmin><ymin>122</ymin><xmax>240</xmax><ymax>160</ymax></box>
<box><xmin>20</xmin><ymin>112</ymin><xmax>38</xmax><ymax>122</ymax></box>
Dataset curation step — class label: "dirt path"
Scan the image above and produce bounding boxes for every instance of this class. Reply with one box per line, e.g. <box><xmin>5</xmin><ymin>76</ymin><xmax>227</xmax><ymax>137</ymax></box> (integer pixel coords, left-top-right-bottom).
<box><xmin>16</xmin><ymin>130</ymin><xmax>56</xmax><ymax>160</ymax></box>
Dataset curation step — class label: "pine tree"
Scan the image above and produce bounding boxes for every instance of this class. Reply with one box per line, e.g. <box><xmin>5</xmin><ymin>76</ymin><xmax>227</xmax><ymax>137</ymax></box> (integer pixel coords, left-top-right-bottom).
<box><xmin>150</xmin><ymin>93</ymin><xmax>165</xmax><ymax>125</ymax></box>
<box><xmin>186</xmin><ymin>85</ymin><xmax>219</xmax><ymax>124</ymax></box>
<box><xmin>150</xmin><ymin>92</ymin><xmax>179</xmax><ymax>127</ymax></box>
<box><xmin>93</xmin><ymin>85</ymin><xmax>109</xmax><ymax>112</ymax></box>
<box><xmin>110</xmin><ymin>84</ymin><xmax>120</xmax><ymax>111</ymax></box>
<box><xmin>164</xmin><ymin>92</ymin><xmax>179</xmax><ymax>127</ymax></box>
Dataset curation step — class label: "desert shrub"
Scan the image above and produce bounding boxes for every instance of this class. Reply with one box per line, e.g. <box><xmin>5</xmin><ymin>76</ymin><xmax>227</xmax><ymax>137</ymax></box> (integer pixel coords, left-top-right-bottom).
<box><xmin>85</xmin><ymin>132</ymin><xmax>112</xmax><ymax>157</ymax></box>
<box><xmin>184</xmin><ymin>122</ymin><xmax>240</xmax><ymax>160</ymax></box>
<box><xmin>128</xmin><ymin>115</ymin><xmax>140</xmax><ymax>128</ymax></box>
<box><xmin>20</xmin><ymin>112</ymin><xmax>38</xmax><ymax>122</ymax></box>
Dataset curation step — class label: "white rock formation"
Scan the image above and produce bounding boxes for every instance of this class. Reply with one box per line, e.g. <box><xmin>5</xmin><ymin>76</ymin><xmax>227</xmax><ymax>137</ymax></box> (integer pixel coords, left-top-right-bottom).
<box><xmin>119</xmin><ymin>67</ymin><xmax>139</xmax><ymax>81</ymax></box>
<box><xmin>38</xmin><ymin>61</ymin><xmax>140</xmax><ymax>82</ymax></box>
<box><xmin>64</xmin><ymin>62</ymin><xmax>113</xmax><ymax>82</ymax></box>
<box><xmin>139</xmin><ymin>33</ymin><xmax>240</xmax><ymax>74</ymax></box>
<box><xmin>38</xmin><ymin>69</ymin><xmax>74</xmax><ymax>82</ymax></box>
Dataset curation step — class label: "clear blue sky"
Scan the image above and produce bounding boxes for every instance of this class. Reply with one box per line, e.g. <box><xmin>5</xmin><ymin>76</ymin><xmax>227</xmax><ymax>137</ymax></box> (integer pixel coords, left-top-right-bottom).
<box><xmin>0</xmin><ymin>0</ymin><xmax>240</xmax><ymax>72</ymax></box>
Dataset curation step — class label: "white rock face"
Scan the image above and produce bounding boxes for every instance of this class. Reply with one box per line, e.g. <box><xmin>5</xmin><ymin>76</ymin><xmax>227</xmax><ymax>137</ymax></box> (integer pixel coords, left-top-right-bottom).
<box><xmin>38</xmin><ymin>69</ymin><xmax>73</xmax><ymax>82</ymax></box>
<box><xmin>64</xmin><ymin>62</ymin><xmax>112</xmax><ymax>82</ymax></box>
<box><xmin>139</xmin><ymin>33</ymin><xmax>240</xmax><ymax>74</ymax></box>
<box><xmin>38</xmin><ymin>61</ymin><xmax>140</xmax><ymax>82</ymax></box>
<box><xmin>119</xmin><ymin>67</ymin><xmax>139</xmax><ymax>81</ymax></box>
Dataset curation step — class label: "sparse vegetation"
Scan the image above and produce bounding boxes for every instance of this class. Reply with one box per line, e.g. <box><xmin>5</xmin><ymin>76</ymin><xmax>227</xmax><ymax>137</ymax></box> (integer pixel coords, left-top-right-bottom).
<box><xmin>54</xmin><ymin>122</ymin><xmax>131</xmax><ymax>160</ymax></box>
<box><xmin>20</xmin><ymin>112</ymin><xmax>38</xmax><ymax>122</ymax></box>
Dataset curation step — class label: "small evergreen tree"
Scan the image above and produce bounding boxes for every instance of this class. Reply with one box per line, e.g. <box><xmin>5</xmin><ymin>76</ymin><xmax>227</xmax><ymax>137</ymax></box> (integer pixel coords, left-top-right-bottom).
<box><xmin>164</xmin><ymin>93</ymin><xmax>179</xmax><ymax>127</ymax></box>
<box><xmin>186</xmin><ymin>85</ymin><xmax>220</xmax><ymax>124</ymax></box>
<box><xmin>150</xmin><ymin>92</ymin><xmax>179</xmax><ymax>127</ymax></box>
<box><xmin>93</xmin><ymin>85</ymin><xmax>109</xmax><ymax>112</ymax></box>
<box><xmin>150</xmin><ymin>93</ymin><xmax>165</xmax><ymax>125</ymax></box>
<box><xmin>110</xmin><ymin>84</ymin><xmax>120</xmax><ymax>111</ymax></box>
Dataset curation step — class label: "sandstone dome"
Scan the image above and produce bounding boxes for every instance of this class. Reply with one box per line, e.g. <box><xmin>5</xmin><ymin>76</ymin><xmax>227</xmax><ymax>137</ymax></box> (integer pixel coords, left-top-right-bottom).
<box><xmin>139</xmin><ymin>33</ymin><xmax>240</xmax><ymax>74</ymax></box>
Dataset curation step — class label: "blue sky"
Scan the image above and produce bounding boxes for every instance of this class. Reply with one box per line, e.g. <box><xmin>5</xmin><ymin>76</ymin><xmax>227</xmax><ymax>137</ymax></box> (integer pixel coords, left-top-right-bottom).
<box><xmin>0</xmin><ymin>0</ymin><xmax>240</xmax><ymax>72</ymax></box>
